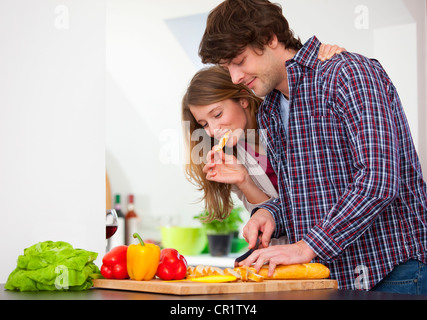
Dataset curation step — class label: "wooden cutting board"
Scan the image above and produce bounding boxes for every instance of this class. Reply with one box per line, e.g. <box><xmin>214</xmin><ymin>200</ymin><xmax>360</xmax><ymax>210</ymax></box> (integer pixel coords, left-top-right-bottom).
<box><xmin>92</xmin><ymin>278</ymin><xmax>338</xmax><ymax>295</ymax></box>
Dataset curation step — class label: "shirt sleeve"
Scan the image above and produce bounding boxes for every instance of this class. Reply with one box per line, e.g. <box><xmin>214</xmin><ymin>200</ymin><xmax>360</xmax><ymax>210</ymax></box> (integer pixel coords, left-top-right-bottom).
<box><xmin>303</xmin><ymin>57</ymin><xmax>400</xmax><ymax>261</ymax></box>
<box><xmin>251</xmin><ymin>197</ymin><xmax>286</xmax><ymax>239</ymax></box>
<box><xmin>232</xmin><ymin>184</ymin><xmax>276</xmax><ymax>214</ymax></box>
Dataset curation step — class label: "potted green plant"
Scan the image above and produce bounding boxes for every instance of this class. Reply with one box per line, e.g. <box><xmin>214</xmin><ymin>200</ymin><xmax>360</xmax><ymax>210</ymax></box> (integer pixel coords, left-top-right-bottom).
<box><xmin>194</xmin><ymin>207</ymin><xmax>243</xmax><ymax>257</ymax></box>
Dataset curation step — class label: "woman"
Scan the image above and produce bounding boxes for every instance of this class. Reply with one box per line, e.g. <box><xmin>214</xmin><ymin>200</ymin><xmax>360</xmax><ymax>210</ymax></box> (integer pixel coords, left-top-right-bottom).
<box><xmin>182</xmin><ymin>45</ymin><xmax>344</xmax><ymax>222</ymax></box>
<box><xmin>182</xmin><ymin>65</ymin><xmax>276</xmax><ymax>223</ymax></box>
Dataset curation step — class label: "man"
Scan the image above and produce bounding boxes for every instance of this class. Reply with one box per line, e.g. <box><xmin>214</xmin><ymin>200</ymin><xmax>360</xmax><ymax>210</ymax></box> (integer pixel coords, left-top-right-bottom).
<box><xmin>199</xmin><ymin>0</ymin><xmax>427</xmax><ymax>292</ymax></box>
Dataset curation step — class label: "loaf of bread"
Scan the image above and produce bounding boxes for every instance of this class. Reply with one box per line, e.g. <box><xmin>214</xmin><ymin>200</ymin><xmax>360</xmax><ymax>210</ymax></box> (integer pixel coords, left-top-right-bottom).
<box><xmin>258</xmin><ymin>263</ymin><xmax>330</xmax><ymax>280</ymax></box>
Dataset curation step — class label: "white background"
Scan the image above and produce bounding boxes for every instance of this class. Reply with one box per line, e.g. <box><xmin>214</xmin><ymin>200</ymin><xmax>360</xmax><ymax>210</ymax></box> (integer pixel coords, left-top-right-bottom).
<box><xmin>0</xmin><ymin>0</ymin><xmax>106</xmax><ymax>282</ymax></box>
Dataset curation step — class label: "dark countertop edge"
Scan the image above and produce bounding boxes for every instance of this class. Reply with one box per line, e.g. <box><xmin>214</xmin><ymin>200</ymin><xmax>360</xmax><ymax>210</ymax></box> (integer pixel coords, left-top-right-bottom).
<box><xmin>1</xmin><ymin>284</ymin><xmax>426</xmax><ymax>301</ymax></box>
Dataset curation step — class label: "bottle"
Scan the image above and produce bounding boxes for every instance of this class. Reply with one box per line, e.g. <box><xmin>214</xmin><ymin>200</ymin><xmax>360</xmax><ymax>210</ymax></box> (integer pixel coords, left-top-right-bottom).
<box><xmin>109</xmin><ymin>194</ymin><xmax>126</xmax><ymax>247</ymax></box>
<box><xmin>125</xmin><ymin>194</ymin><xmax>138</xmax><ymax>245</ymax></box>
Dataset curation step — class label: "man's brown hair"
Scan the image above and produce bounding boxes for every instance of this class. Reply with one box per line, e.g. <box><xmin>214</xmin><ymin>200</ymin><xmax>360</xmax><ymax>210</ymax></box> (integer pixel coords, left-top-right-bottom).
<box><xmin>199</xmin><ymin>0</ymin><xmax>303</xmax><ymax>64</ymax></box>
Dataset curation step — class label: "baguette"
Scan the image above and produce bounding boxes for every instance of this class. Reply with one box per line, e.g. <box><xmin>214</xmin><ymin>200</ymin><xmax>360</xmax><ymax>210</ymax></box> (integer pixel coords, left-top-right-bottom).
<box><xmin>247</xmin><ymin>271</ymin><xmax>264</xmax><ymax>282</ymax></box>
<box><xmin>233</xmin><ymin>266</ymin><xmax>263</xmax><ymax>282</ymax></box>
<box><xmin>258</xmin><ymin>263</ymin><xmax>330</xmax><ymax>280</ymax></box>
<box><xmin>237</xmin><ymin>266</ymin><xmax>248</xmax><ymax>281</ymax></box>
<box><xmin>194</xmin><ymin>265</ymin><xmax>205</xmax><ymax>277</ymax></box>
<box><xmin>186</xmin><ymin>266</ymin><xmax>196</xmax><ymax>279</ymax></box>
<box><xmin>203</xmin><ymin>265</ymin><xmax>212</xmax><ymax>276</ymax></box>
<box><xmin>211</xmin><ymin>266</ymin><xmax>225</xmax><ymax>276</ymax></box>
<box><xmin>224</xmin><ymin>268</ymin><xmax>241</xmax><ymax>280</ymax></box>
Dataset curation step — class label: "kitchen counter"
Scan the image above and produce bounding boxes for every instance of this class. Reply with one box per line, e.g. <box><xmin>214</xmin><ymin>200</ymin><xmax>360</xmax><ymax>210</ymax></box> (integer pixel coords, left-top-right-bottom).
<box><xmin>1</xmin><ymin>283</ymin><xmax>426</xmax><ymax>301</ymax></box>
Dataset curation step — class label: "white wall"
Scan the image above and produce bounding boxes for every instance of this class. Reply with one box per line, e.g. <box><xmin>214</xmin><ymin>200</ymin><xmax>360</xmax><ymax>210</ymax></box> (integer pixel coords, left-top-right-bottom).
<box><xmin>0</xmin><ymin>1</ymin><xmax>106</xmax><ymax>282</ymax></box>
<box><xmin>106</xmin><ymin>0</ymin><xmax>427</xmax><ymax>239</ymax></box>
<box><xmin>105</xmin><ymin>1</ymin><xmax>227</xmax><ymax>238</ymax></box>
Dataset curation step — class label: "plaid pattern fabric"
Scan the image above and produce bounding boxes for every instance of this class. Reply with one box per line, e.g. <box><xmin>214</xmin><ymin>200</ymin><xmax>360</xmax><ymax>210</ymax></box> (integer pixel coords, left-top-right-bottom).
<box><xmin>256</xmin><ymin>36</ymin><xmax>427</xmax><ymax>290</ymax></box>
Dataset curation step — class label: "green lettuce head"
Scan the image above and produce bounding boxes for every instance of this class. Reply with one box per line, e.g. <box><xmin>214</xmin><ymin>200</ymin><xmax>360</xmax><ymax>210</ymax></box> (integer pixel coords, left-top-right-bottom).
<box><xmin>5</xmin><ymin>240</ymin><xmax>99</xmax><ymax>292</ymax></box>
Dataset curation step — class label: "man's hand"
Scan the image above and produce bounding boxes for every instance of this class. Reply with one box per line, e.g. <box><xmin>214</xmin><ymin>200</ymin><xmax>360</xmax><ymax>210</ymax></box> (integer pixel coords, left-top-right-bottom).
<box><xmin>242</xmin><ymin>209</ymin><xmax>276</xmax><ymax>249</ymax></box>
<box><xmin>238</xmin><ymin>240</ymin><xmax>317</xmax><ymax>277</ymax></box>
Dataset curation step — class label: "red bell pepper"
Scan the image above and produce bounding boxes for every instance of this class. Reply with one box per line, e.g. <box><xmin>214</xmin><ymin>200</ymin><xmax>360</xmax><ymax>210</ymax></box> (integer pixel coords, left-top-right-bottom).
<box><xmin>100</xmin><ymin>245</ymin><xmax>129</xmax><ymax>279</ymax></box>
<box><xmin>156</xmin><ymin>248</ymin><xmax>188</xmax><ymax>280</ymax></box>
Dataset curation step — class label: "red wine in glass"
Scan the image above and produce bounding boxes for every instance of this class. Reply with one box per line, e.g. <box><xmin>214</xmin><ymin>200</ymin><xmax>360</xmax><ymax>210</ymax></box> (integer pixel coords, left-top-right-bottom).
<box><xmin>106</xmin><ymin>225</ymin><xmax>118</xmax><ymax>239</ymax></box>
<box><xmin>106</xmin><ymin>209</ymin><xmax>119</xmax><ymax>239</ymax></box>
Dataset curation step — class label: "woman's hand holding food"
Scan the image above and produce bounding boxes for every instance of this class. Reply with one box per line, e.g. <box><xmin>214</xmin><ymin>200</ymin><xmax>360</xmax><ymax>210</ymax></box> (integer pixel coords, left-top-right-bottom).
<box><xmin>204</xmin><ymin>148</ymin><xmax>271</xmax><ymax>206</ymax></box>
<box><xmin>203</xmin><ymin>149</ymin><xmax>248</xmax><ymax>185</ymax></box>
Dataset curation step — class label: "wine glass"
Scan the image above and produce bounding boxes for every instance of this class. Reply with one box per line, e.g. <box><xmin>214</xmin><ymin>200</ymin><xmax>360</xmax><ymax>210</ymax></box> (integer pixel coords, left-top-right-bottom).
<box><xmin>106</xmin><ymin>209</ymin><xmax>118</xmax><ymax>239</ymax></box>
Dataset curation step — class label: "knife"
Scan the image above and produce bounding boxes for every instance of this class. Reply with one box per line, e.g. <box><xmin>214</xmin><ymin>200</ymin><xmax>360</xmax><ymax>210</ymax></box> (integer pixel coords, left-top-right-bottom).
<box><xmin>234</xmin><ymin>237</ymin><xmax>260</xmax><ymax>267</ymax></box>
<box><xmin>233</xmin><ymin>235</ymin><xmax>289</xmax><ymax>267</ymax></box>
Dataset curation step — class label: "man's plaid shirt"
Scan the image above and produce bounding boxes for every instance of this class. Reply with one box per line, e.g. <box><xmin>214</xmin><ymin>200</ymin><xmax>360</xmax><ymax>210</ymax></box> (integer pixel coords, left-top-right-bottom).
<box><xmin>256</xmin><ymin>36</ymin><xmax>427</xmax><ymax>290</ymax></box>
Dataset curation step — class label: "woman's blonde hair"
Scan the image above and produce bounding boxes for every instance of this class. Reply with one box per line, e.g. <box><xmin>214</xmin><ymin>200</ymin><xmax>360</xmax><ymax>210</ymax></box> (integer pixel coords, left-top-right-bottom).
<box><xmin>182</xmin><ymin>66</ymin><xmax>262</xmax><ymax>222</ymax></box>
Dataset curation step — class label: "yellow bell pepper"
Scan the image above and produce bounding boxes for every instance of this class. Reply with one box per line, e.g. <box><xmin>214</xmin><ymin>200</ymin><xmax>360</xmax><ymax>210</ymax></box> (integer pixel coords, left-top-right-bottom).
<box><xmin>127</xmin><ymin>233</ymin><xmax>160</xmax><ymax>281</ymax></box>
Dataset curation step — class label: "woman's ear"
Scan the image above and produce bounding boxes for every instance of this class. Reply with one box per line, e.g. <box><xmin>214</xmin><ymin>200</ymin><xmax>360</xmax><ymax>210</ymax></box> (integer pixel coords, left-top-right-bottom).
<box><xmin>240</xmin><ymin>98</ymin><xmax>249</xmax><ymax>109</ymax></box>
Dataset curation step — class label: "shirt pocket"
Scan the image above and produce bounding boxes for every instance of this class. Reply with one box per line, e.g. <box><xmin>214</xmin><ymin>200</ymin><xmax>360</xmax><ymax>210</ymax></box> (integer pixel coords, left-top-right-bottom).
<box><xmin>309</xmin><ymin>113</ymin><xmax>342</xmax><ymax>148</ymax></box>
<box><xmin>309</xmin><ymin>113</ymin><xmax>352</xmax><ymax>197</ymax></box>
